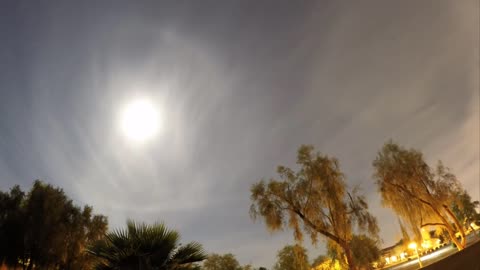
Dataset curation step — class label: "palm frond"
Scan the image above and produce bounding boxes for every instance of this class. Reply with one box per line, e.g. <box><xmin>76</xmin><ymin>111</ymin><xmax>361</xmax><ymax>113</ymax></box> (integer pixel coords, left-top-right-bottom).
<box><xmin>88</xmin><ymin>220</ymin><xmax>205</xmax><ymax>270</ymax></box>
<box><xmin>169</xmin><ymin>242</ymin><xmax>207</xmax><ymax>265</ymax></box>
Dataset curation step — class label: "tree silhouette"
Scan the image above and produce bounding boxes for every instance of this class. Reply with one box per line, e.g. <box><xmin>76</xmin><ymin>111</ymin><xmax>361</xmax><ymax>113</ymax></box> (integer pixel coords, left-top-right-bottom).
<box><xmin>0</xmin><ymin>186</ymin><xmax>26</xmax><ymax>269</ymax></box>
<box><xmin>203</xmin><ymin>253</ymin><xmax>242</xmax><ymax>270</ymax></box>
<box><xmin>0</xmin><ymin>181</ymin><xmax>108</xmax><ymax>270</ymax></box>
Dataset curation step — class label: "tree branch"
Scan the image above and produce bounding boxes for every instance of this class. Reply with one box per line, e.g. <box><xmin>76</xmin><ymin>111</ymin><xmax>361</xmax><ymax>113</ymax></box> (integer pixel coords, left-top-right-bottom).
<box><xmin>302</xmin><ymin>172</ymin><xmax>315</xmax><ymax>214</ymax></box>
<box><xmin>384</xmin><ymin>181</ymin><xmax>434</xmax><ymax>208</ymax></box>
<box><xmin>291</xmin><ymin>208</ymin><xmax>346</xmax><ymax>247</ymax></box>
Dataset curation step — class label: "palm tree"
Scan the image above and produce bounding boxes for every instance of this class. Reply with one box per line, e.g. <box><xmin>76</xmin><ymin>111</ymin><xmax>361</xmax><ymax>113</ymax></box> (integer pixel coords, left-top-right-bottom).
<box><xmin>87</xmin><ymin>220</ymin><xmax>206</xmax><ymax>270</ymax></box>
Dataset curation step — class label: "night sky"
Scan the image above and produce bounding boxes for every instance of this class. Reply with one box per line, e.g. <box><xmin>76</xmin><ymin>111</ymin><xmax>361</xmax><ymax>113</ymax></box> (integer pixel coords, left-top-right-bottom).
<box><xmin>0</xmin><ymin>0</ymin><xmax>478</xmax><ymax>267</ymax></box>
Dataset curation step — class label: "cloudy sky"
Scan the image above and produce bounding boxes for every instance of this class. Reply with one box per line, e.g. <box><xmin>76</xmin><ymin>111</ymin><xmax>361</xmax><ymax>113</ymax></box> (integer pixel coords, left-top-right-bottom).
<box><xmin>0</xmin><ymin>0</ymin><xmax>478</xmax><ymax>267</ymax></box>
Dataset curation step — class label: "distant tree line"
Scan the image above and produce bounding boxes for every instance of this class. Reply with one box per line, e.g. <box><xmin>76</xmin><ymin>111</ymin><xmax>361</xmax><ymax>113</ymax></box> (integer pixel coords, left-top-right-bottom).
<box><xmin>0</xmin><ymin>181</ymin><xmax>260</xmax><ymax>270</ymax></box>
<box><xmin>1</xmin><ymin>140</ymin><xmax>479</xmax><ymax>270</ymax></box>
<box><xmin>0</xmin><ymin>181</ymin><xmax>210</xmax><ymax>270</ymax></box>
<box><xmin>202</xmin><ymin>253</ymin><xmax>266</xmax><ymax>270</ymax></box>
<box><xmin>0</xmin><ymin>180</ymin><xmax>108</xmax><ymax>270</ymax></box>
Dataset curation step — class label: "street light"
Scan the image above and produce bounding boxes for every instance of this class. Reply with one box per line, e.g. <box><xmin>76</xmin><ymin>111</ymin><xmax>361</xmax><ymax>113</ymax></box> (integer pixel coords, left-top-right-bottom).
<box><xmin>408</xmin><ymin>242</ymin><xmax>423</xmax><ymax>268</ymax></box>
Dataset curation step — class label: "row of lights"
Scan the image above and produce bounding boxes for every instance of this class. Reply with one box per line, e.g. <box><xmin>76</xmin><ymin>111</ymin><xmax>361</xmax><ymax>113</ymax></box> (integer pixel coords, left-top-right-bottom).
<box><xmin>384</xmin><ymin>252</ymin><xmax>408</xmax><ymax>264</ymax></box>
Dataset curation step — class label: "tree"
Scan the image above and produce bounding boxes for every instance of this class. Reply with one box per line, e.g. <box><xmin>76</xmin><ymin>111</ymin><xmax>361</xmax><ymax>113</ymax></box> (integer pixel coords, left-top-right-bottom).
<box><xmin>451</xmin><ymin>189</ymin><xmax>480</xmax><ymax>236</ymax></box>
<box><xmin>0</xmin><ymin>181</ymin><xmax>108</xmax><ymax>270</ymax></box>
<box><xmin>88</xmin><ymin>220</ymin><xmax>206</xmax><ymax>270</ymax></box>
<box><xmin>312</xmin><ymin>257</ymin><xmax>342</xmax><ymax>270</ymax></box>
<box><xmin>203</xmin><ymin>253</ymin><xmax>241</xmax><ymax>270</ymax></box>
<box><xmin>241</xmin><ymin>264</ymin><xmax>253</xmax><ymax>270</ymax></box>
<box><xmin>61</xmin><ymin>205</ymin><xmax>109</xmax><ymax>270</ymax></box>
<box><xmin>316</xmin><ymin>235</ymin><xmax>379</xmax><ymax>270</ymax></box>
<box><xmin>250</xmin><ymin>145</ymin><xmax>379</xmax><ymax>270</ymax></box>
<box><xmin>273</xmin><ymin>245</ymin><xmax>310</xmax><ymax>270</ymax></box>
<box><xmin>312</xmin><ymin>255</ymin><xmax>328</xmax><ymax>268</ymax></box>
<box><xmin>349</xmin><ymin>235</ymin><xmax>380</xmax><ymax>269</ymax></box>
<box><xmin>398</xmin><ymin>219</ymin><xmax>411</xmax><ymax>244</ymax></box>
<box><xmin>241</xmin><ymin>264</ymin><xmax>267</xmax><ymax>270</ymax></box>
<box><xmin>372</xmin><ymin>141</ymin><xmax>466</xmax><ymax>250</ymax></box>
<box><xmin>23</xmin><ymin>181</ymin><xmax>108</xmax><ymax>270</ymax></box>
<box><xmin>0</xmin><ymin>186</ymin><xmax>26</xmax><ymax>269</ymax></box>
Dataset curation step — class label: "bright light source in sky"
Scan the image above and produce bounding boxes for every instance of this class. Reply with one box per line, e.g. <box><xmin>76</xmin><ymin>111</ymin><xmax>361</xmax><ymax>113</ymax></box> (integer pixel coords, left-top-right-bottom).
<box><xmin>121</xmin><ymin>98</ymin><xmax>160</xmax><ymax>142</ymax></box>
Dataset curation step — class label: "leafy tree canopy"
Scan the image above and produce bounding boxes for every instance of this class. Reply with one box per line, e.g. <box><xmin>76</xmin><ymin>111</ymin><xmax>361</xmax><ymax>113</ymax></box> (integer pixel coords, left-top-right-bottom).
<box><xmin>373</xmin><ymin>141</ymin><xmax>468</xmax><ymax>250</ymax></box>
<box><xmin>349</xmin><ymin>234</ymin><xmax>380</xmax><ymax>269</ymax></box>
<box><xmin>0</xmin><ymin>180</ymin><xmax>108</xmax><ymax>270</ymax></box>
<box><xmin>203</xmin><ymin>253</ymin><xmax>241</xmax><ymax>270</ymax></box>
<box><xmin>451</xmin><ymin>189</ymin><xmax>480</xmax><ymax>230</ymax></box>
<box><xmin>273</xmin><ymin>245</ymin><xmax>310</xmax><ymax>270</ymax></box>
<box><xmin>312</xmin><ymin>255</ymin><xmax>328</xmax><ymax>268</ymax></box>
<box><xmin>250</xmin><ymin>145</ymin><xmax>378</xmax><ymax>270</ymax></box>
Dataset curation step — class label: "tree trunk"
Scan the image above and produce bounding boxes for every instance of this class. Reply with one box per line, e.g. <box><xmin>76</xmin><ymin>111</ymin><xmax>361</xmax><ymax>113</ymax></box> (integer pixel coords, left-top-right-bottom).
<box><xmin>442</xmin><ymin>222</ymin><xmax>464</xmax><ymax>250</ymax></box>
<box><xmin>342</xmin><ymin>243</ymin><xmax>358</xmax><ymax>270</ymax></box>
<box><xmin>427</xmin><ymin>205</ymin><xmax>464</xmax><ymax>250</ymax></box>
<box><xmin>443</xmin><ymin>206</ymin><xmax>466</xmax><ymax>248</ymax></box>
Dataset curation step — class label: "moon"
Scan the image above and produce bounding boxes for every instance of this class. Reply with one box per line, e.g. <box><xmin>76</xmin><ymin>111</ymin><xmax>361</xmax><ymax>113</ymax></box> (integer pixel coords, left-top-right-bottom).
<box><xmin>120</xmin><ymin>98</ymin><xmax>160</xmax><ymax>142</ymax></box>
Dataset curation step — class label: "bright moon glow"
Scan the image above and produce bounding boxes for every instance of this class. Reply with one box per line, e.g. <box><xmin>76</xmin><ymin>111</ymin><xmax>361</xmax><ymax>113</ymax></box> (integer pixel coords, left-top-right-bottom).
<box><xmin>121</xmin><ymin>99</ymin><xmax>160</xmax><ymax>142</ymax></box>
